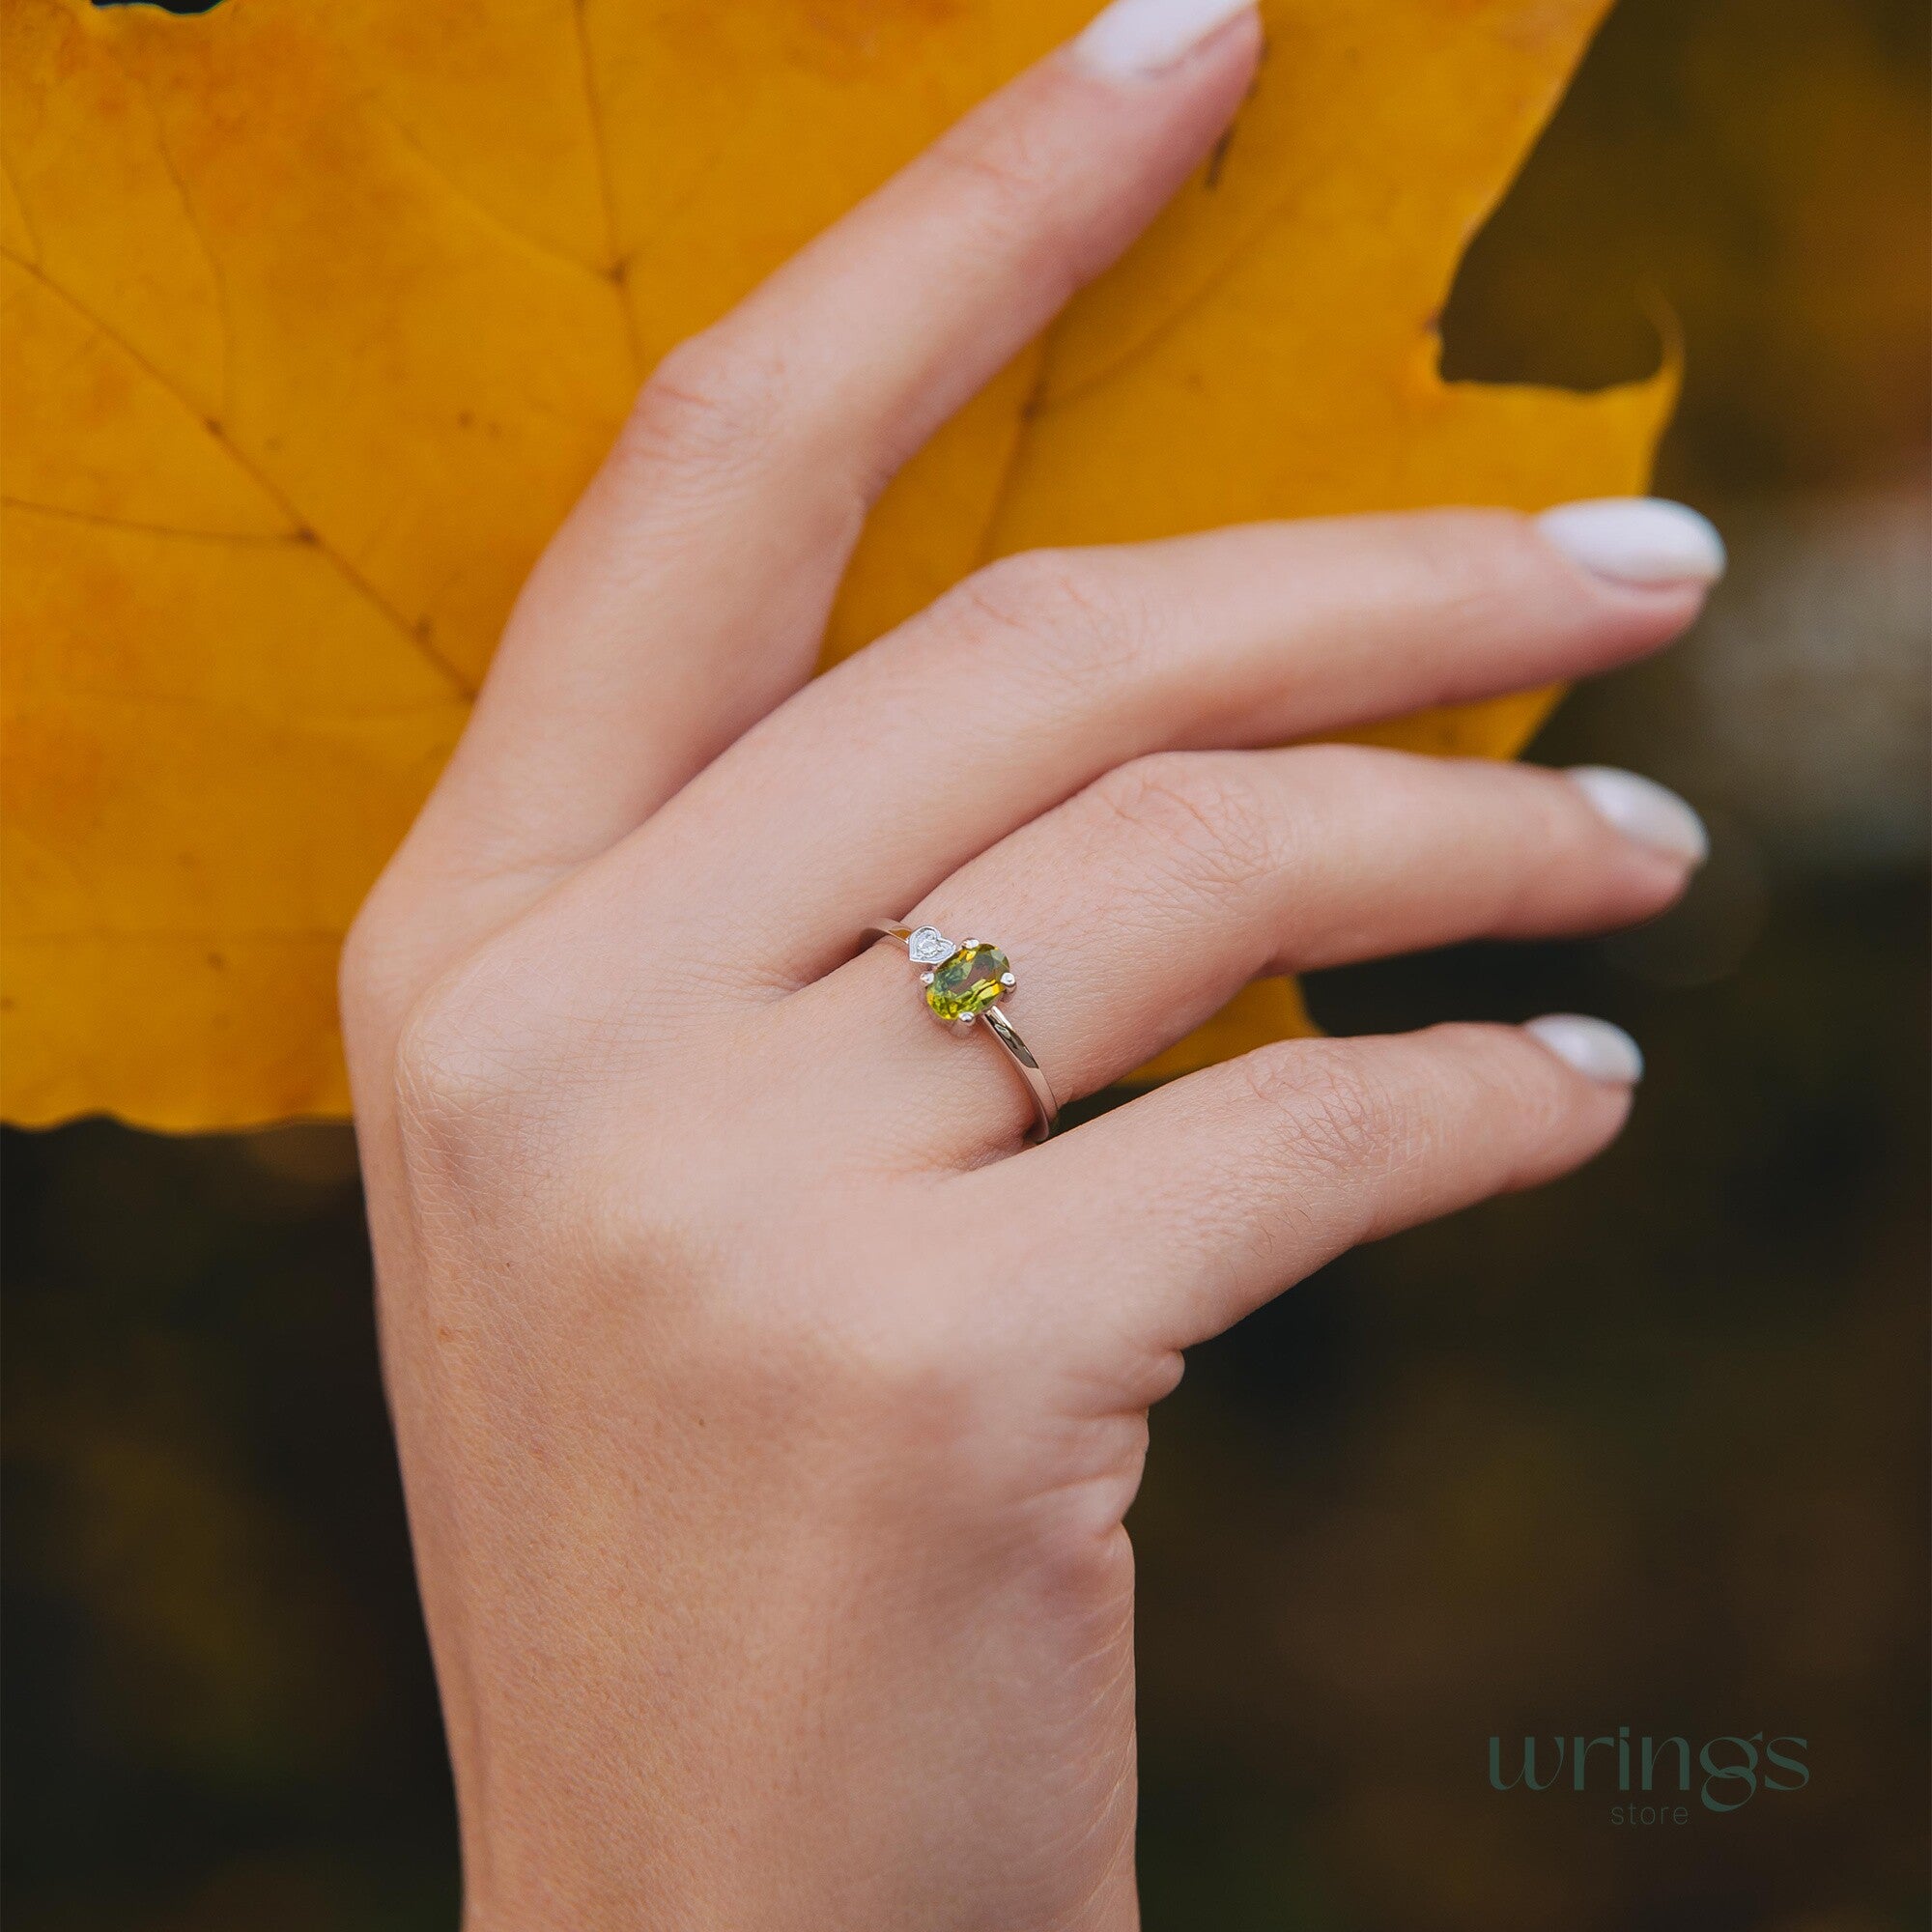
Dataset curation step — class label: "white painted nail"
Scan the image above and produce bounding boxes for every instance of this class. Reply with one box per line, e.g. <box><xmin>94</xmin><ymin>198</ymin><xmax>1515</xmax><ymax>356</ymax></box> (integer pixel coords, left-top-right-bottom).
<box><xmin>1524</xmin><ymin>1014</ymin><xmax>1645</xmax><ymax>1086</ymax></box>
<box><xmin>1535</xmin><ymin>497</ymin><xmax>1727</xmax><ymax>587</ymax></box>
<box><xmin>1566</xmin><ymin>766</ymin><xmax>1710</xmax><ymax>867</ymax></box>
<box><xmin>1072</xmin><ymin>0</ymin><xmax>1259</xmax><ymax>78</ymax></box>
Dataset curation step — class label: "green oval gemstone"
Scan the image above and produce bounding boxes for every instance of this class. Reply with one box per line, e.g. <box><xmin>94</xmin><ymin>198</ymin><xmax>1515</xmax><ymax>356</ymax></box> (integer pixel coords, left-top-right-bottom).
<box><xmin>924</xmin><ymin>943</ymin><xmax>1010</xmax><ymax>1021</ymax></box>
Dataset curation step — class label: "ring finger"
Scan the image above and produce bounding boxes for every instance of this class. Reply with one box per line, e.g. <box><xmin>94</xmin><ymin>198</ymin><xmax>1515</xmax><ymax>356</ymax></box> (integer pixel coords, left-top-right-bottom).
<box><xmin>803</xmin><ymin>744</ymin><xmax>1705</xmax><ymax>1158</ymax></box>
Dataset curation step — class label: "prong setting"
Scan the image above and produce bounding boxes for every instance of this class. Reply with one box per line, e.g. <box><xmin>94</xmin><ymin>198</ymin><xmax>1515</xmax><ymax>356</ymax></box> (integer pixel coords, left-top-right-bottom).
<box><xmin>921</xmin><ymin>938</ymin><xmax>1012</xmax><ymax>1023</ymax></box>
<box><xmin>873</xmin><ymin>918</ymin><xmax>1056</xmax><ymax>1142</ymax></box>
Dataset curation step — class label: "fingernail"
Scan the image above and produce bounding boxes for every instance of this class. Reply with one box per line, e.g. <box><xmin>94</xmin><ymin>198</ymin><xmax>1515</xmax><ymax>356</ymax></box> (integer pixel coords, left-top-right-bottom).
<box><xmin>1565</xmin><ymin>766</ymin><xmax>1710</xmax><ymax>867</ymax></box>
<box><xmin>1524</xmin><ymin>1014</ymin><xmax>1645</xmax><ymax>1086</ymax></box>
<box><xmin>1535</xmin><ymin>497</ymin><xmax>1727</xmax><ymax>587</ymax></box>
<box><xmin>1072</xmin><ymin>0</ymin><xmax>1259</xmax><ymax>77</ymax></box>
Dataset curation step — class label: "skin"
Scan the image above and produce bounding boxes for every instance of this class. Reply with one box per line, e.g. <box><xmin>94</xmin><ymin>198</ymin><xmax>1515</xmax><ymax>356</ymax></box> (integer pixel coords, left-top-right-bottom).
<box><xmin>341</xmin><ymin>16</ymin><xmax>1708</xmax><ymax>1929</ymax></box>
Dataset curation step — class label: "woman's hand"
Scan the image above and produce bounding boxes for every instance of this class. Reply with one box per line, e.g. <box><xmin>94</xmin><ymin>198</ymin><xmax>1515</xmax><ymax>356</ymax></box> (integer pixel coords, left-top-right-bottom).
<box><xmin>341</xmin><ymin>3</ymin><xmax>1721</xmax><ymax>1924</ymax></box>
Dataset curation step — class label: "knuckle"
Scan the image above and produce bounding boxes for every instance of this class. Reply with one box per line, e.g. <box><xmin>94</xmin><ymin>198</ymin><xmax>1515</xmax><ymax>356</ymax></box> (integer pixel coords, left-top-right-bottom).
<box><xmin>1454</xmin><ymin>1023</ymin><xmax>1577</xmax><ymax>1135</ymax></box>
<box><xmin>390</xmin><ymin>1002</ymin><xmax>500</xmax><ymax>1139</ymax></box>
<box><xmin>1520</xmin><ymin>769</ymin><xmax>1598</xmax><ymax>875</ymax></box>
<box><xmin>938</xmin><ymin>550</ymin><xmax>1151</xmax><ymax>701</ymax></box>
<box><xmin>949</xmin><ymin>548</ymin><xmax>1128</xmax><ymax>655</ymax></box>
<box><xmin>620</xmin><ymin>332</ymin><xmax>789</xmax><ymax>481</ymax></box>
<box><xmin>1221</xmin><ymin>742</ymin><xmax>1419</xmax><ymax>884</ymax></box>
<box><xmin>924</xmin><ymin>117</ymin><xmax>1062</xmax><ymax>249</ymax></box>
<box><xmin>1090</xmin><ymin>753</ymin><xmax>1281</xmax><ymax>889</ymax></box>
<box><xmin>1364</xmin><ymin>507</ymin><xmax>1538</xmax><ymax>622</ymax></box>
<box><xmin>389</xmin><ymin>958</ymin><xmax>544</xmax><ymax>1148</ymax></box>
<box><xmin>1468</xmin><ymin>774</ymin><xmax>1604</xmax><ymax>935</ymax></box>
<box><xmin>1406</xmin><ymin>504</ymin><xmax>1532</xmax><ymax>577</ymax></box>
<box><xmin>339</xmin><ymin>872</ymin><xmax>438</xmax><ymax>1055</ymax></box>
<box><xmin>920</xmin><ymin>97</ymin><xmax>1106</xmax><ymax>298</ymax></box>
<box><xmin>927</xmin><ymin>132</ymin><xmax>1043</xmax><ymax>220</ymax></box>
<box><xmin>1239</xmin><ymin>1042</ymin><xmax>1410</xmax><ymax>1181</ymax></box>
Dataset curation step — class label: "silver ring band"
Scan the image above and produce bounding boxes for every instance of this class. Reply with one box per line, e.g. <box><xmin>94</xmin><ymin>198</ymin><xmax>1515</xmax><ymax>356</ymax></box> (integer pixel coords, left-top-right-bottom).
<box><xmin>865</xmin><ymin>922</ymin><xmax>1058</xmax><ymax>1143</ymax></box>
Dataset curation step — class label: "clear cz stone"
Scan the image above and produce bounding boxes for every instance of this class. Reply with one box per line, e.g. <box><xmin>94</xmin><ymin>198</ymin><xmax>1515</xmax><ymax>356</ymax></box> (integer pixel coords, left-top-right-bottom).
<box><xmin>906</xmin><ymin>925</ymin><xmax>953</xmax><ymax>966</ymax></box>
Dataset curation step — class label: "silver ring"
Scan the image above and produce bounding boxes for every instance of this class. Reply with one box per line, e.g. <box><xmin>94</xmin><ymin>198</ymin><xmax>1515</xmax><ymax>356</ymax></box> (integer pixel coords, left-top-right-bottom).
<box><xmin>864</xmin><ymin>922</ymin><xmax>1058</xmax><ymax>1143</ymax></box>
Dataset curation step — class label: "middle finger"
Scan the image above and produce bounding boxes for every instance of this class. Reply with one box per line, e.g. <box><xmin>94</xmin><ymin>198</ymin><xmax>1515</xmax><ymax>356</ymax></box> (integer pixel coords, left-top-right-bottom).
<box><xmin>583</xmin><ymin>502</ymin><xmax>1719</xmax><ymax>994</ymax></box>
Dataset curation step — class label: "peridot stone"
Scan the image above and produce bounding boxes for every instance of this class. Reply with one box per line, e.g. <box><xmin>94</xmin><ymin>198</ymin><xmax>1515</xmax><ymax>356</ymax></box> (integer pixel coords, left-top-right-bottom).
<box><xmin>925</xmin><ymin>943</ymin><xmax>1010</xmax><ymax>1021</ymax></box>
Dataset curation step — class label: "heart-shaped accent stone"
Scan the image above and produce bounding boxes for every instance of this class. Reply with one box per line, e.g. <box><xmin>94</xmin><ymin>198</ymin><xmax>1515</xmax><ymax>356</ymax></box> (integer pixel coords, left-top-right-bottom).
<box><xmin>906</xmin><ymin>925</ymin><xmax>953</xmax><ymax>966</ymax></box>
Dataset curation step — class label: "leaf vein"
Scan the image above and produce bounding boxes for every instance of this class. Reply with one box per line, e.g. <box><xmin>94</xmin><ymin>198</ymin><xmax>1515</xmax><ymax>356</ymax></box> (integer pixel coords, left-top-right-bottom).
<box><xmin>1</xmin><ymin>249</ymin><xmax>476</xmax><ymax>698</ymax></box>
<box><xmin>370</xmin><ymin>101</ymin><xmax>616</xmax><ymax>286</ymax></box>
<box><xmin>0</xmin><ymin>152</ymin><xmax>42</xmax><ymax>266</ymax></box>
<box><xmin>572</xmin><ymin>0</ymin><xmax>642</xmax><ymax>380</ymax></box>
<box><xmin>118</xmin><ymin>53</ymin><xmax>235</xmax><ymax>423</ymax></box>
<box><xmin>2</xmin><ymin>497</ymin><xmax>305</xmax><ymax>545</ymax></box>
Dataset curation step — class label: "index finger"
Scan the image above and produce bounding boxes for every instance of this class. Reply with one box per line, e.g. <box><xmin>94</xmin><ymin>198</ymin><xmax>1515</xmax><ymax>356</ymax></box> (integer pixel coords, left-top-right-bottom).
<box><xmin>416</xmin><ymin>2</ymin><xmax>1264</xmax><ymax>895</ymax></box>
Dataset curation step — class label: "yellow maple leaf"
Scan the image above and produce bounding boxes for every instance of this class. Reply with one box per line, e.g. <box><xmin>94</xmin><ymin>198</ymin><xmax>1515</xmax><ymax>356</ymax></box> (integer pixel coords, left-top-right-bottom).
<box><xmin>0</xmin><ymin>0</ymin><xmax>1669</xmax><ymax>1129</ymax></box>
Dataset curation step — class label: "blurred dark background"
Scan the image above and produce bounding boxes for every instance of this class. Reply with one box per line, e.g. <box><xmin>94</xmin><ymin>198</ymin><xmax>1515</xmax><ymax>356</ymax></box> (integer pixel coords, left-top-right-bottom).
<box><xmin>5</xmin><ymin>0</ymin><xmax>1926</xmax><ymax>1924</ymax></box>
